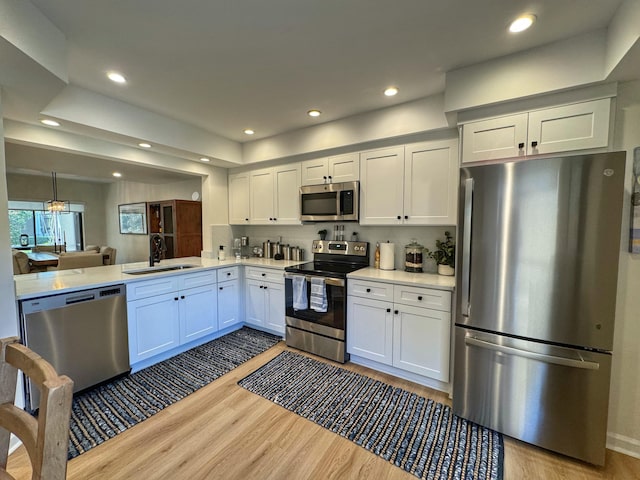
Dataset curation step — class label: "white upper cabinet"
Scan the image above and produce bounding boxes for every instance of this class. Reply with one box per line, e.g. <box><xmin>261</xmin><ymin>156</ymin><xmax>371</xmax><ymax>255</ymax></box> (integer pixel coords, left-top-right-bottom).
<box><xmin>301</xmin><ymin>153</ymin><xmax>359</xmax><ymax>185</ymax></box>
<box><xmin>461</xmin><ymin>98</ymin><xmax>611</xmax><ymax>164</ymax></box>
<box><xmin>403</xmin><ymin>140</ymin><xmax>459</xmax><ymax>226</ymax></box>
<box><xmin>228</xmin><ymin>172</ymin><xmax>250</xmax><ymax>225</ymax></box>
<box><xmin>359</xmin><ymin>146</ymin><xmax>405</xmax><ymax>225</ymax></box>
<box><xmin>248</xmin><ymin>164</ymin><xmax>301</xmax><ymax>225</ymax></box>
<box><xmin>360</xmin><ymin>140</ymin><xmax>458</xmax><ymax>226</ymax></box>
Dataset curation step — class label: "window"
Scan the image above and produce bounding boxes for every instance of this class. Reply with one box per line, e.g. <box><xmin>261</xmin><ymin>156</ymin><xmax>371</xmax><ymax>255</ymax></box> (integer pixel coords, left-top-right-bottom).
<box><xmin>8</xmin><ymin>201</ymin><xmax>85</xmax><ymax>251</ymax></box>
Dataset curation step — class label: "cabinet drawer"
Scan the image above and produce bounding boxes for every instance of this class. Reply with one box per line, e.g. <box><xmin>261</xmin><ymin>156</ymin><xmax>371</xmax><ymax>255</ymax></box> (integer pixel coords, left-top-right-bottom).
<box><xmin>393</xmin><ymin>285</ymin><xmax>451</xmax><ymax>312</ymax></box>
<box><xmin>348</xmin><ymin>279</ymin><xmax>394</xmax><ymax>301</ymax></box>
<box><xmin>178</xmin><ymin>270</ymin><xmax>216</xmax><ymax>290</ymax></box>
<box><xmin>217</xmin><ymin>266</ymin><xmax>240</xmax><ymax>282</ymax></box>
<box><xmin>127</xmin><ymin>277</ymin><xmax>179</xmax><ymax>301</ymax></box>
<box><xmin>245</xmin><ymin>267</ymin><xmax>283</xmax><ymax>284</ymax></box>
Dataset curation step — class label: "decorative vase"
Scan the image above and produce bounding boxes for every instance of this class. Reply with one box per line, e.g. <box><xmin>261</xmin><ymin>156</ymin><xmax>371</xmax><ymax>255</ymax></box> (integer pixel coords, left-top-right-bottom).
<box><xmin>437</xmin><ymin>264</ymin><xmax>455</xmax><ymax>276</ymax></box>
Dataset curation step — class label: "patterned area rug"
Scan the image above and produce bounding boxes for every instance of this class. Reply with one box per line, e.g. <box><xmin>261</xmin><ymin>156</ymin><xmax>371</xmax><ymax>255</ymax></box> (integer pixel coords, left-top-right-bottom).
<box><xmin>239</xmin><ymin>351</ymin><xmax>504</xmax><ymax>480</ymax></box>
<box><xmin>68</xmin><ymin>327</ymin><xmax>280</xmax><ymax>459</ymax></box>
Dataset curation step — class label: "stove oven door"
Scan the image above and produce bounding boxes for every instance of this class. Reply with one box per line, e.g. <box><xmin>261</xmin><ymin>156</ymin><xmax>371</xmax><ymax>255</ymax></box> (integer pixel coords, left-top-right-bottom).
<box><xmin>284</xmin><ymin>273</ymin><xmax>346</xmax><ymax>339</ymax></box>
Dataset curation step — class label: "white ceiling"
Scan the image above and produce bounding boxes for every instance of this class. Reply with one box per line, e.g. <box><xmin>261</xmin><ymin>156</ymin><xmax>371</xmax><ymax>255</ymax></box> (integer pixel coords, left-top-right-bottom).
<box><xmin>1</xmin><ymin>0</ymin><xmax>629</xmax><ymax>182</ymax></box>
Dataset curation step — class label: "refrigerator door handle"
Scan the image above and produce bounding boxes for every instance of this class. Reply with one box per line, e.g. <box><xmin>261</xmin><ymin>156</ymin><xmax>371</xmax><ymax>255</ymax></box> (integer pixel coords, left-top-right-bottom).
<box><xmin>465</xmin><ymin>336</ymin><xmax>601</xmax><ymax>370</ymax></box>
<box><xmin>461</xmin><ymin>177</ymin><xmax>473</xmax><ymax>317</ymax></box>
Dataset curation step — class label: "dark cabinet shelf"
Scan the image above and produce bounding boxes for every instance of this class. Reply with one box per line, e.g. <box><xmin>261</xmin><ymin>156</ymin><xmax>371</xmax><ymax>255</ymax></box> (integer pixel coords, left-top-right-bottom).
<box><xmin>148</xmin><ymin>199</ymin><xmax>202</xmax><ymax>259</ymax></box>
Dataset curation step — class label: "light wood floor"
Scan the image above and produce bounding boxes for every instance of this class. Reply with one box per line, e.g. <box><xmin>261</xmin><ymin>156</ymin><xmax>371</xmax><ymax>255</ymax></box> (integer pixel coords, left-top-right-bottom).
<box><xmin>7</xmin><ymin>342</ymin><xmax>640</xmax><ymax>479</ymax></box>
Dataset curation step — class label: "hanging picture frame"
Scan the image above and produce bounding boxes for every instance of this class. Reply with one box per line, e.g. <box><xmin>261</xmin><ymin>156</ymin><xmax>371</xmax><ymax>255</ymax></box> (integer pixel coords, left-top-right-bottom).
<box><xmin>119</xmin><ymin>202</ymin><xmax>148</xmax><ymax>234</ymax></box>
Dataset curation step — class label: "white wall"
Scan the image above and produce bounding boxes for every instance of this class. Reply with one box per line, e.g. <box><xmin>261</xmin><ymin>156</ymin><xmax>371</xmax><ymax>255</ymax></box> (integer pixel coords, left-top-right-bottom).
<box><xmin>5</xmin><ymin>172</ymin><xmax>107</xmax><ymax>247</ymax></box>
<box><xmin>104</xmin><ymin>177</ymin><xmax>202</xmax><ymax>264</ymax></box>
<box><xmin>0</xmin><ymin>93</ymin><xmax>18</xmax><ymax>338</ymax></box>
<box><xmin>607</xmin><ymin>79</ymin><xmax>640</xmax><ymax>457</ymax></box>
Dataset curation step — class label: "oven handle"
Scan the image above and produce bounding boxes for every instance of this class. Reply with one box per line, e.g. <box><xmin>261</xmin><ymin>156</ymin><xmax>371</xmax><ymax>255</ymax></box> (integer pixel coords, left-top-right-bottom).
<box><xmin>284</xmin><ymin>273</ymin><xmax>345</xmax><ymax>287</ymax></box>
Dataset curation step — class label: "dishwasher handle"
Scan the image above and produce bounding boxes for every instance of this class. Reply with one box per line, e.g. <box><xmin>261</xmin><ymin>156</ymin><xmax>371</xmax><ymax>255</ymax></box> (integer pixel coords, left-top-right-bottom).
<box><xmin>66</xmin><ymin>294</ymin><xmax>96</xmax><ymax>305</ymax></box>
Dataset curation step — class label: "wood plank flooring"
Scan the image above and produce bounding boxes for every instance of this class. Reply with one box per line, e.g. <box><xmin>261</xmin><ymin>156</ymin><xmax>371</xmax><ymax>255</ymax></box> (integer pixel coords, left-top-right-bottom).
<box><xmin>7</xmin><ymin>342</ymin><xmax>640</xmax><ymax>479</ymax></box>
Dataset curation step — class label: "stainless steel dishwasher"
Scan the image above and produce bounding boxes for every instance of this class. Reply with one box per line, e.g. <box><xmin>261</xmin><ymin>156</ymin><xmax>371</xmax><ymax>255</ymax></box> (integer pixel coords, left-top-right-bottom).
<box><xmin>20</xmin><ymin>284</ymin><xmax>129</xmax><ymax>410</ymax></box>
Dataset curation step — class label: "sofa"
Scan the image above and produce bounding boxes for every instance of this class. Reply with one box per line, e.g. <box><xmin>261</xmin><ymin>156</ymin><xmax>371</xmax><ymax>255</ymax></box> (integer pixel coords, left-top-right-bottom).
<box><xmin>83</xmin><ymin>245</ymin><xmax>117</xmax><ymax>265</ymax></box>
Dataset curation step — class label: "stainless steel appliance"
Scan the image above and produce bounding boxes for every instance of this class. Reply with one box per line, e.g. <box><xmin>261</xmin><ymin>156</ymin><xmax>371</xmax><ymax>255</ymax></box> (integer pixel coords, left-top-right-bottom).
<box><xmin>284</xmin><ymin>240</ymin><xmax>369</xmax><ymax>362</ymax></box>
<box><xmin>20</xmin><ymin>285</ymin><xmax>129</xmax><ymax>411</ymax></box>
<box><xmin>300</xmin><ymin>181</ymin><xmax>359</xmax><ymax>222</ymax></box>
<box><xmin>453</xmin><ymin>152</ymin><xmax>626</xmax><ymax>465</ymax></box>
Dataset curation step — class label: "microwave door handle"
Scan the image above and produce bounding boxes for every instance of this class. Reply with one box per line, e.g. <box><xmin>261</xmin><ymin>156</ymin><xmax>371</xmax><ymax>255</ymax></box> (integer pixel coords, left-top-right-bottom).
<box><xmin>461</xmin><ymin>177</ymin><xmax>473</xmax><ymax>318</ymax></box>
<box><xmin>338</xmin><ymin>190</ymin><xmax>344</xmax><ymax>216</ymax></box>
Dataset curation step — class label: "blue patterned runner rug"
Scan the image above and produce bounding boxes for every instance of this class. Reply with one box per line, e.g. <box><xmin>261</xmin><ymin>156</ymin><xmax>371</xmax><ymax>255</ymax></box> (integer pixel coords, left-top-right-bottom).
<box><xmin>239</xmin><ymin>351</ymin><xmax>504</xmax><ymax>480</ymax></box>
<box><xmin>68</xmin><ymin>327</ymin><xmax>280</xmax><ymax>459</ymax></box>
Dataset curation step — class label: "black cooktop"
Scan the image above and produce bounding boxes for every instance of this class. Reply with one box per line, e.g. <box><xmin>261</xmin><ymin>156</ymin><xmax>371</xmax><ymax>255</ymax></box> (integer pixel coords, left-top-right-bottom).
<box><xmin>285</xmin><ymin>261</ymin><xmax>366</xmax><ymax>278</ymax></box>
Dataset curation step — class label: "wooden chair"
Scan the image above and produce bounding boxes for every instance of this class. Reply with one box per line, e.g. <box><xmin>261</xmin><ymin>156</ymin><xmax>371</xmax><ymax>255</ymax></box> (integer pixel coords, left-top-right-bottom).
<box><xmin>0</xmin><ymin>337</ymin><xmax>73</xmax><ymax>480</ymax></box>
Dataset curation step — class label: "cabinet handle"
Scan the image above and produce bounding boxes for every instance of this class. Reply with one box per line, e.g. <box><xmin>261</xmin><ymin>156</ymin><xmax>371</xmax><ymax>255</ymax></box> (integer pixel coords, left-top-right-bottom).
<box><xmin>323</xmin><ymin>175</ymin><xmax>327</xmax><ymax>180</ymax></box>
<box><xmin>264</xmin><ymin>286</ymin><xmax>268</xmax><ymax>289</ymax></box>
<box><xmin>328</xmin><ymin>175</ymin><xmax>332</xmax><ymax>181</ymax></box>
<box><xmin>518</xmin><ymin>142</ymin><xmax>524</xmax><ymax>149</ymax></box>
<box><xmin>180</xmin><ymin>295</ymin><xmax>185</xmax><ymax>299</ymax></box>
<box><xmin>404</xmin><ymin>215</ymin><xmax>408</xmax><ymax>220</ymax></box>
<box><xmin>417</xmin><ymin>296</ymin><xmax>423</xmax><ymax>301</ymax></box>
<box><xmin>531</xmin><ymin>141</ymin><xmax>538</xmax><ymax>148</ymax></box>
<box><xmin>245</xmin><ymin>218</ymin><xmax>249</xmax><ymax>222</ymax></box>
<box><xmin>174</xmin><ymin>297</ymin><xmax>179</xmax><ymax>301</ymax></box>
<box><xmin>394</xmin><ymin>310</ymin><xmax>399</xmax><ymax>315</ymax></box>
<box><xmin>261</xmin><ymin>273</ymin><xmax>266</xmax><ymax>277</ymax></box>
<box><xmin>227</xmin><ymin>272</ymin><xmax>231</xmax><ymax>276</ymax></box>
<box><xmin>366</xmin><ymin>288</ymin><xmax>371</xmax><ymax>293</ymax></box>
<box><xmin>397</xmin><ymin>215</ymin><xmax>401</xmax><ymax>220</ymax></box>
<box><xmin>273</xmin><ymin>218</ymin><xmax>277</xmax><ymax>221</ymax></box>
<box><xmin>386</xmin><ymin>308</ymin><xmax>391</xmax><ymax>313</ymax></box>
<box><xmin>219</xmin><ymin>286</ymin><xmax>223</xmax><ymax>290</ymax></box>
<box><xmin>259</xmin><ymin>285</ymin><xmax>263</xmax><ymax>289</ymax></box>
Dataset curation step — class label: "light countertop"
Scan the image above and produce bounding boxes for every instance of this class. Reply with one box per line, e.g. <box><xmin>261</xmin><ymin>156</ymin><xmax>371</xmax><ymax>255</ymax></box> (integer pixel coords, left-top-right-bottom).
<box><xmin>347</xmin><ymin>267</ymin><xmax>456</xmax><ymax>291</ymax></box>
<box><xmin>14</xmin><ymin>257</ymin><xmax>305</xmax><ymax>300</ymax></box>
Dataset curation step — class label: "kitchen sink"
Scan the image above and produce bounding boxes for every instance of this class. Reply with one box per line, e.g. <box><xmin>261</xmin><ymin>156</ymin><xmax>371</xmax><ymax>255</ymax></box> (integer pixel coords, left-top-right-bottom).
<box><xmin>123</xmin><ymin>264</ymin><xmax>198</xmax><ymax>275</ymax></box>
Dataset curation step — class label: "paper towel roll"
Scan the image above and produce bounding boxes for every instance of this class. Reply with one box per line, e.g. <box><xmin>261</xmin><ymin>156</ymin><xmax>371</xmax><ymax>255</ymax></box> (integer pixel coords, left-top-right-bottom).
<box><xmin>379</xmin><ymin>242</ymin><xmax>395</xmax><ymax>270</ymax></box>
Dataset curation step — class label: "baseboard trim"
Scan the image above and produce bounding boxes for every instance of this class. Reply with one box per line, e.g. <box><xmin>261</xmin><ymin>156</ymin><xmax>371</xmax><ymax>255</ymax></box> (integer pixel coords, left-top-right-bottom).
<box><xmin>607</xmin><ymin>432</ymin><xmax>640</xmax><ymax>459</ymax></box>
<box><xmin>9</xmin><ymin>434</ymin><xmax>21</xmax><ymax>455</ymax></box>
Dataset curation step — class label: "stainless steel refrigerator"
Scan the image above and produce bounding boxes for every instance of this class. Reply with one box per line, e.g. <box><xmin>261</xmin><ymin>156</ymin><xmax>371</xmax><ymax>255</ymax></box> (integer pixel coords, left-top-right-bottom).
<box><xmin>453</xmin><ymin>151</ymin><xmax>626</xmax><ymax>466</ymax></box>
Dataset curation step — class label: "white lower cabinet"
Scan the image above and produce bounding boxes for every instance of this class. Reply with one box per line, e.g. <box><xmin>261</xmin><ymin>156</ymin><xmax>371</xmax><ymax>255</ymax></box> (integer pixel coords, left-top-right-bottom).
<box><xmin>347</xmin><ymin>296</ymin><xmax>393</xmax><ymax>365</ymax></box>
<box><xmin>218</xmin><ymin>279</ymin><xmax>241</xmax><ymax>329</ymax></box>
<box><xmin>347</xmin><ymin>279</ymin><xmax>451</xmax><ymax>383</ymax></box>
<box><xmin>244</xmin><ymin>267</ymin><xmax>285</xmax><ymax>335</ymax></box>
<box><xmin>127</xmin><ymin>270</ymin><xmax>218</xmax><ymax>366</ymax></box>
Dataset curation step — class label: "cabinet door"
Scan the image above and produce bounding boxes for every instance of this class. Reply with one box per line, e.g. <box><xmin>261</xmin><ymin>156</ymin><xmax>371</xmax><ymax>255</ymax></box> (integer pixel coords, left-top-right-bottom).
<box><xmin>461</xmin><ymin>113</ymin><xmax>528</xmax><ymax>163</ymax></box>
<box><xmin>404</xmin><ymin>139</ymin><xmax>458</xmax><ymax>225</ymax></box>
<box><xmin>328</xmin><ymin>153</ymin><xmax>359</xmax><ymax>183</ymax></box>
<box><xmin>274</xmin><ymin>164</ymin><xmax>301</xmax><ymax>225</ymax></box>
<box><xmin>127</xmin><ymin>293</ymin><xmax>180</xmax><ymax>364</ymax></box>
<box><xmin>346</xmin><ymin>295</ymin><xmax>393</xmax><ymax>365</ymax></box>
<box><xmin>228</xmin><ymin>172</ymin><xmax>250</xmax><ymax>225</ymax></box>
<box><xmin>180</xmin><ymin>284</ymin><xmax>218</xmax><ymax>344</ymax></box>
<box><xmin>245</xmin><ymin>278</ymin><xmax>266</xmax><ymax>327</ymax></box>
<box><xmin>301</xmin><ymin>158</ymin><xmax>329</xmax><ymax>185</ymax></box>
<box><xmin>393</xmin><ymin>304</ymin><xmax>450</xmax><ymax>381</ymax></box>
<box><xmin>359</xmin><ymin>147</ymin><xmax>405</xmax><ymax>225</ymax></box>
<box><xmin>527</xmin><ymin>98</ymin><xmax>610</xmax><ymax>155</ymax></box>
<box><xmin>264</xmin><ymin>281</ymin><xmax>285</xmax><ymax>335</ymax></box>
<box><xmin>218</xmin><ymin>279</ymin><xmax>241</xmax><ymax>329</ymax></box>
<box><xmin>249</xmin><ymin>168</ymin><xmax>275</xmax><ymax>224</ymax></box>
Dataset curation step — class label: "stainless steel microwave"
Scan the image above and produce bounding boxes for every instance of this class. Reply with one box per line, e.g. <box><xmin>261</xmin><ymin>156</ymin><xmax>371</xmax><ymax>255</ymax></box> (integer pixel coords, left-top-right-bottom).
<box><xmin>299</xmin><ymin>181</ymin><xmax>359</xmax><ymax>222</ymax></box>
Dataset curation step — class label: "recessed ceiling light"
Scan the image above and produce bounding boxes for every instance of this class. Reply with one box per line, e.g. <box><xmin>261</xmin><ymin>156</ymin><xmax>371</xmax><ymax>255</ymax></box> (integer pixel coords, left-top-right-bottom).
<box><xmin>243</xmin><ymin>129</ymin><xmax>255</xmax><ymax>135</ymax></box>
<box><xmin>384</xmin><ymin>86</ymin><xmax>399</xmax><ymax>97</ymax></box>
<box><xmin>200</xmin><ymin>157</ymin><xmax>210</xmax><ymax>162</ymax></box>
<box><xmin>112</xmin><ymin>172</ymin><xmax>122</xmax><ymax>178</ymax></box>
<box><xmin>107</xmin><ymin>71</ymin><xmax>127</xmax><ymax>84</ymax></box>
<box><xmin>509</xmin><ymin>14</ymin><xmax>536</xmax><ymax>33</ymax></box>
<box><xmin>138</xmin><ymin>142</ymin><xmax>152</xmax><ymax>148</ymax></box>
<box><xmin>307</xmin><ymin>109</ymin><xmax>321</xmax><ymax>117</ymax></box>
<box><xmin>40</xmin><ymin>119</ymin><xmax>60</xmax><ymax>127</ymax></box>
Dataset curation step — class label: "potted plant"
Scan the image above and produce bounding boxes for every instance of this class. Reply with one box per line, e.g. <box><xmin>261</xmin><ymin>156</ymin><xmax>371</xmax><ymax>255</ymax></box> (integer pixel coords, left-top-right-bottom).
<box><xmin>318</xmin><ymin>229</ymin><xmax>327</xmax><ymax>240</ymax></box>
<box><xmin>425</xmin><ymin>231</ymin><xmax>455</xmax><ymax>275</ymax></box>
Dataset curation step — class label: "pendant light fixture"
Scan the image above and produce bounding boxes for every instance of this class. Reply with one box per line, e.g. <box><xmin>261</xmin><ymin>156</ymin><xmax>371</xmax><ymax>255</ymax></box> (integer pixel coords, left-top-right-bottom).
<box><xmin>45</xmin><ymin>172</ymin><xmax>69</xmax><ymax>212</ymax></box>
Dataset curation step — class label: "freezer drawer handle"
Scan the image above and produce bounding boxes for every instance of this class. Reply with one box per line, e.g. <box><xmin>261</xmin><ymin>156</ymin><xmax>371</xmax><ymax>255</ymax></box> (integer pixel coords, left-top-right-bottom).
<box><xmin>465</xmin><ymin>336</ymin><xmax>600</xmax><ymax>370</ymax></box>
